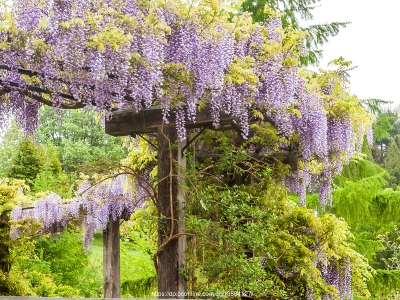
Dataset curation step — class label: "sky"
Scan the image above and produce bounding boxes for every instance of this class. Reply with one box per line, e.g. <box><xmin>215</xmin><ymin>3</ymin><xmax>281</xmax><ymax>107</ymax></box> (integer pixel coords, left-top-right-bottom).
<box><xmin>303</xmin><ymin>0</ymin><xmax>399</xmax><ymax>107</ymax></box>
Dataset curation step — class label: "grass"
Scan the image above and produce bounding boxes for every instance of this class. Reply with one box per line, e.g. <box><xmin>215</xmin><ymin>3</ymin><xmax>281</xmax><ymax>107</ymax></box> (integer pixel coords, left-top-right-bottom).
<box><xmin>88</xmin><ymin>233</ymin><xmax>138</xmax><ymax>258</ymax></box>
<box><xmin>90</xmin><ymin>235</ymin><xmax>103</xmax><ymax>257</ymax></box>
<box><xmin>86</xmin><ymin>231</ymin><xmax>157</xmax><ymax>298</ymax></box>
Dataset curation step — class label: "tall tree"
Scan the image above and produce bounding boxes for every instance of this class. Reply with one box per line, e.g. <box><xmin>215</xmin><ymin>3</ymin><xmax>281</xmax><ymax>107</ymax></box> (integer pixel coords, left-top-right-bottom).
<box><xmin>371</xmin><ymin>108</ymin><xmax>400</xmax><ymax>165</ymax></box>
<box><xmin>7</xmin><ymin>140</ymin><xmax>42</xmax><ymax>188</ymax></box>
<box><xmin>384</xmin><ymin>140</ymin><xmax>400</xmax><ymax>187</ymax></box>
<box><xmin>33</xmin><ymin>145</ymin><xmax>73</xmax><ymax>198</ymax></box>
<box><xmin>0</xmin><ymin>122</ymin><xmax>24</xmax><ymax>178</ymax></box>
<box><xmin>240</xmin><ymin>0</ymin><xmax>348</xmax><ymax>65</ymax></box>
<box><xmin>38</xmin><ymin>107</ymin><xmax>127</xmax><ymax>173</ymax></box>
<box><xmin>327</xmin><ymin>156</ymin><xmax>400</xmax><ymax>298</ymax></box>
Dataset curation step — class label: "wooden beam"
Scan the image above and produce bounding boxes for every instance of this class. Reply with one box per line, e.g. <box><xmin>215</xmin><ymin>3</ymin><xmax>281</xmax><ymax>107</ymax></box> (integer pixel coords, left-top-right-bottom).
<box><xmin>105</xmin><ymin>106</ymin><xmax>235</xmax><ymax>136</ymax></box>
<box><xmin>103</xmin><ymin>216</ymin><xmax>121</xmax><ymax>298</ymax></box>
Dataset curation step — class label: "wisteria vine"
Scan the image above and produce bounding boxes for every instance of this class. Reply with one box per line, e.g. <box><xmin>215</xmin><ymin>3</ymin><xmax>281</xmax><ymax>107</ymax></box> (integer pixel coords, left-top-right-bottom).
<box><xmin>10</xmin><ymin>174</ymin><xmax>150</xmax><ymax>249</ymax></box>
<box><xmin>0</xmin><ymin>0</ymin><xmax>372</xmax><ymax>204</ymax></box>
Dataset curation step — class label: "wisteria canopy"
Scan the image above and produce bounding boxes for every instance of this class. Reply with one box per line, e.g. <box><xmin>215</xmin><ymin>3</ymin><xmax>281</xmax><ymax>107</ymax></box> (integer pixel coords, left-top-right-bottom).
<box><xmin>0</xmin><ymin>0</ymin><xmax>373</xmax><ymax>205</ymax></box>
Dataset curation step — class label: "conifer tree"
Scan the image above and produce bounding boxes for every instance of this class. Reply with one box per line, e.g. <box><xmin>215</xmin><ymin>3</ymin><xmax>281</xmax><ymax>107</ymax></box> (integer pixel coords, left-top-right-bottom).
<box><xmin>362</xmin><ymin>137</ymin><xmax>374</xmax><ymax>161</ymax></box>
<box><xmin>7</xmin><ymin>140</ymin><xmax>42</xmax><ymax>188</ymax></box>
<box><xmin>372</xmin><ymin>109</ymin><xmax>400</xmax><ymax>165</ymax></box>
<box><xmin>384</xmin><ymin>140</ymin><xmax>400</xmax><ymax>187</ymax></box>
<box><xmin>33</xmin><ymin>145</ymin><xmax>72</xmax><ymax>198</ymax></box>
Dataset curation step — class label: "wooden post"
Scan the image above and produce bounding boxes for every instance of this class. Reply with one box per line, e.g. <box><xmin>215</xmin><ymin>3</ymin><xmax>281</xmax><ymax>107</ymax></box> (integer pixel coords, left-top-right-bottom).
<box><xmin>177</xmin><ymin>140</ymin><xmax>187</xmax><ymax>297</ymax></box>
<box><xmin>103</xmin><ymin>216</ymin><xmax>121</xmax><ymax>298</ymax></box>
<box><xmin>157</xmin><ymin>125</ymin><xmax>180</xmax><ymax>298</ymax></box>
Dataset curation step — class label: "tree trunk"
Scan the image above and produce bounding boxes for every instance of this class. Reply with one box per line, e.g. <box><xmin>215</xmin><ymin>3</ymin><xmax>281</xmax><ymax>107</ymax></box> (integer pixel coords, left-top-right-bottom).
<box><xmin>103</xmin><ymin>216</ymin><xmax>121</xmax><ymax>298</ymax></box>
<box><xmin>157</xmin><ymin>125</ymin><xmax>180</xmax><ymax>298</ymax></box>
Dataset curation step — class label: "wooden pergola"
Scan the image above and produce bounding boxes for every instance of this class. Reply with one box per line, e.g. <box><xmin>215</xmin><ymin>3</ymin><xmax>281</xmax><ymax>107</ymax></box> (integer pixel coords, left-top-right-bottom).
<box><xmin>106</xmin><ymin>106</ymin><xmax>239</xmax><ymax>298</ymax></box>
<box><xmin>105</xmin><ymin>106</ymin><xmax>299</xmax><ymax>298</ymax></box>
<box><xmin>1</xmin><ymin>66</ymin><xmax>299</xmax><ymax>298</ymax></box>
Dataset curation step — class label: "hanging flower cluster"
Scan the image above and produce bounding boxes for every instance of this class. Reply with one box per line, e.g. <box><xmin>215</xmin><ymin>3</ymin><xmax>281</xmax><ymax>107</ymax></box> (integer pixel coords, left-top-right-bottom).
<box><xmin>10</xmin><ymin>174</ymin><xmax>149</xmax><ymax>249</ymax></box>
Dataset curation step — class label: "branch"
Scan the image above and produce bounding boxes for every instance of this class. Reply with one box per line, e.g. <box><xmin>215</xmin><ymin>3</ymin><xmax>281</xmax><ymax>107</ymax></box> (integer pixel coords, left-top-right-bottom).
<box><xmin>0</xmin><ymin>63</ymin><xmax>138</xmax><ymax>104</ymax></box>
<box><xmin>153</xmin><ymin>232</ymin><xmax>195</xmax><ymax>273</ymax></box>
<box><xmin>0</xmin><ymin>79</ymin><xmax>76</xmax><ymax>100</ymax></box>
<box><xmin>24</xmin><ymin>91</ymin><xmax>85</xmax><ymax>109</ymax></box>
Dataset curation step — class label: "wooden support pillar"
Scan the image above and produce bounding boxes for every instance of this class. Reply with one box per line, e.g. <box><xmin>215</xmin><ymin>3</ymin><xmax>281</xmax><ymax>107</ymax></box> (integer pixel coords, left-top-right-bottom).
<box><xmin>177</xmin><ymin>140</ymin><xmax>187</xmax><ymax>297</ymax></box>
<box><xmin>103</xmin><ymin>216</ymin><xmax>121</xmax><ymax>298</ymax></box>
<box><xmin>157</xmin><ymin>125</ymin><xmax>180</xmax><ymax>298</ymax></box>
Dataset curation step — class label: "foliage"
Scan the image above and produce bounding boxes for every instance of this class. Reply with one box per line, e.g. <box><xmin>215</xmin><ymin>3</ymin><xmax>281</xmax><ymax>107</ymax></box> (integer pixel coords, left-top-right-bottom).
<box><xmin>377</xmin><ymin>226</ymin><xmax>400</xmax><ymax>271</ymax></box>
<box><xmin>367</xmin><ymin>269</ymin><xmax>400</xmax><ymax>299</ymax></box>
<box><xmin>315</xmin><ymin>153</ymin><xmax>400</xmax><ymax>298</ymax></box>
<box><xmin>0</xmin><ymin>0</ymin><xmax>373</xmax><ymax>206</ymax></box>
<box><xmin>0</xmin><ymin>121</ymin><xmax>24</xmax><ymax>177</ymax></box>
<box><xmin>18</xmin><ymin>231</ymin><xmax>103</xmax><ymax>297</ymax></box>
<box><xmin>121</xmin><ymin>276</ymin><xmax>157</xmax><ymax>298</ymax></box>
<box><xmin>331</xmin><ymin>158</ymin><xmax>388</xmax><ymax>230</ymax></box>
<box><xmin>7</xmin><ymin>140</ymin><xmax>42</xmax><ymax>188</ymax></box>
<box><xmin>384</xmin><ymin>140</ymin><xmax>400</xmax><ymax>187</ymax></box>
<box><xmin>0</xmin><ymin>178</ymin><xmax>32</xmax><ymax>282</ymax></box>
<box><xmin>0</xmin><ymin>179</ymin><xmax>24</xmax><ymax>278</ymax></box>
<box><xmin>331</xmin><ymin>156</ymin><xmax>400</xmax><ymax>235</ymax></box>
<box><xmin>0</xmin><ymin>122</ymin><xmax>74</xmax><ymax>197</ymax></box>
<box><xmin>123</xmin><ymin>137</ymin><xmax>157</xmax><ymax>174</ymax></box>
<box><xmin>240</xmin><ymin>0</ymin><xmax>348</xmax><ymax>65</ymax></box>
<box><xmin>0</xmin><ymin>179</ymin><xmax>83</xmax><ymax>297</ymax></box>
<box><xmin>33</xmin><ymin>144</ymin><xmax>73</xmax><ymax>198</ymax></box>
<box><xmin>361</xmin><ymin>137</ymin><xmax>373</xmax><ymax>162</ymax></box>
<box><xmin>371</xmin><ymin>108</ymin><xmax>400</xmax><ymax>166</ymax></box>
<box><xmin>120</xmin><ymin>202</ymin><xmax>158</xmax><ymax>297</ymax></box>
<box><xmin>362</xmin><ymin>98</ymin><xmax>392</xmax><ymax>116</ymax></box>
<box><xmin>33</xmin><ymin>232</ymin><xmax>91</xmax><ymax>287</ymax></box>
<box><xmin>38</xmin><ymin>106</ymin><xmax>127</xmax><ymax>173</ymax></box>
<box><xmin>183</xmin><ymin>143</ymin><xmax>371</xmax><ymax>299</ymax></box>
<box><xmin>0</xmin><ymin>268</ymin><xmax>81</xmax><ymax>297</ymax></box>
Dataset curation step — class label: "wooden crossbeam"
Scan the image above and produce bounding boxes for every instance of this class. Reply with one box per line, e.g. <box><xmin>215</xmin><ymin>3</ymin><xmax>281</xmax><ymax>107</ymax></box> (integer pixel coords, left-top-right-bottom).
<box><xmin>105</xmin><ymin>106</ymin><xmax>236</xmax><ymax>136</ymax></box>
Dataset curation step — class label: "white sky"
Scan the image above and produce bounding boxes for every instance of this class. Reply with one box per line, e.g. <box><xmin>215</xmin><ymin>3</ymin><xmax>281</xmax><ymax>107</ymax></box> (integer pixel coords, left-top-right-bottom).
<box><xmin>303</xmin><ymin>0</ymin><xmax>399</xmax><ymax>106</ymax></box>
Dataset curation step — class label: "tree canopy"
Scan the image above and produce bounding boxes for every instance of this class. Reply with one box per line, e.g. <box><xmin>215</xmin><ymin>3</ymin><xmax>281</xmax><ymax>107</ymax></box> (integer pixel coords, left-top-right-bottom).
<box><xmin>37</xmin><ymin>106</ymin><xmax>127</xmax><ymax>173</ymax></box>
<box><xmin>7</xmin><ymin>140</ymin><xmax>42</xmax><ymax>188</ymax></box>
